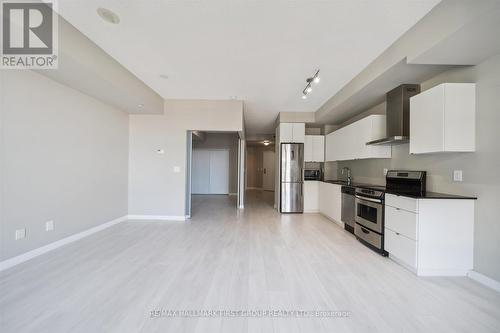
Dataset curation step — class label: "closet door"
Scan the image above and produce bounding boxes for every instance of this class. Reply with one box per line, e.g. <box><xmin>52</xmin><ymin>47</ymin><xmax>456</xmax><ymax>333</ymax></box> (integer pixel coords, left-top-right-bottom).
<box><xmin>209</xmin><ymin>150</ymin><xmax>229</xmax><ymax>194</ymax></box>
<box><xmin>192</xmin><ymin>150</ymin><xmax>210</xmax><ymax>194</ymax></box>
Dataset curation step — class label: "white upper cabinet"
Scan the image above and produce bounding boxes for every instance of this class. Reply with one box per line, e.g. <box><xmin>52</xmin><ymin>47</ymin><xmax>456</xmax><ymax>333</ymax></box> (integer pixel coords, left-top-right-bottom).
<box><xmin>312</xmin><ymin>135</ymin><xmax>325</xmax><ymax>161</ymax></box>
<box><xmin>325</xmin><ymin>115</ymin><xmax>391</xmax><ymax>161</ymax></box>
<box><xmin>279</xmin><ymin>123</ymin><xmax>305</xmax><ymax>143</ymax></box>
<box><xmin>410</xmin><ymin>83</ymin><xmax>476</xmax><ymax>154</ymax></box>
<box><xmin>304</xmin><ymin>136</ymin><xmax>313</xmax><ymax>161</ymax></box>
<box><xmin>304</xmin><ymin>135</ymin><xmax>325</xmax><ymax>162</ymax></box>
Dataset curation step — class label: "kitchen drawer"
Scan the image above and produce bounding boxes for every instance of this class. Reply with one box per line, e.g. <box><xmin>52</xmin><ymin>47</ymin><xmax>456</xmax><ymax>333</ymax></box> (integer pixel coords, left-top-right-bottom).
<box><xmin>385</xmin><ymin>206</ymin><xmax>418</xmax><ymax>240</ymax></box>
<box><xmin>386</xmin><ymin>193</ymin><xmax>418</xmax><ymax>213</ymax></box>
<box><xmin>355</xmin><ymin>223</ymin><xmax>382</xmax><ymax>249</ymax></box>
<box><xmin>385</xmin><ymin>228</ymin><xmax>417</xmax><ymax>269</ymax></box>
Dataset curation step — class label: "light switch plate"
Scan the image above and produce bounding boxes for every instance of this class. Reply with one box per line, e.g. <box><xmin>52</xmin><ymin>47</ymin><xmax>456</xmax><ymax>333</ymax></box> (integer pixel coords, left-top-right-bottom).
<box><xmin>383</xmin><ymin>168</ymin><xmax>388</xmax><ymax>176</ymax></box>
<box><xmin>15</xmin><ymin>228</ymin><xmax>26</xmax><ymax>240</ymax></box>
<box><xmin>46</xmin><ymin>220</ymin><xmax>54</xmax><ymax>231</ymax></box>
<box><xmin>173</xmin><ymin>166</ymin><xmax>181</xmax><ymax>173</ymax></box>
<box><xmin>453</xmin><ymin>170</ymin><xmax>463</xmax><ymax>182</ymax></box>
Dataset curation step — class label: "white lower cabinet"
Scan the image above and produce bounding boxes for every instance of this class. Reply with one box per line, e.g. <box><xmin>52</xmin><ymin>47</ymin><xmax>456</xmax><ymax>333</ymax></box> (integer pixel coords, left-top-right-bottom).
<box><xmin>385</xmin><ymin>228</ymin><xmax>417</xmax><ymax>271</ymax></box>
<box><xmin>319</xmin><ymin>182</ymin><xmax>342</xmax><ymax>224</ymax></box>
<box><xmin>304</xmin><ymin>181</ymin><xmax>319</xmax><ymax>212</ymax></box>
<box><xmin>385</xmin><ymin>206</ymin><xmax>418</xmax><ymax>240</ymax></box>
<box><xmin>385</xmin><ymin>193</ymin><xmax>475</xmax><ymax>276</ymax></box>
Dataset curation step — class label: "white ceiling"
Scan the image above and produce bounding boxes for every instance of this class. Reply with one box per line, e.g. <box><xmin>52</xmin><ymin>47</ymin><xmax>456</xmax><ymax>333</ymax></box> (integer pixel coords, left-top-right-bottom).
<box><xmin>57</xmin><ymin>0</ymin><xmax>440</xmax><ymax>135</ymax></box>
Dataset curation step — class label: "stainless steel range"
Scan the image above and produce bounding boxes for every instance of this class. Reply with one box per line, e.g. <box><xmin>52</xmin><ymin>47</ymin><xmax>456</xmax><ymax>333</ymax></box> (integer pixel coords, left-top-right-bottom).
<box><xmin>353</xmin><ymin>170</ymin><xmax>427</xmax><ymax>255</ymax></box>
<box><xmin>354</xmin><ymin>187</ymin><xmax>386</xmax><ymax>255</ymax></box>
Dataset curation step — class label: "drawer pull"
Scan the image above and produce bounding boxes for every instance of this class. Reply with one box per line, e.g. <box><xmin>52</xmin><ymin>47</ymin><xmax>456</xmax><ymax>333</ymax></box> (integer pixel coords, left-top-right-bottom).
<box><xmin>361</xmin><ymin>227</ymin><xmax>370</xmax><ymax>234</ymax></box>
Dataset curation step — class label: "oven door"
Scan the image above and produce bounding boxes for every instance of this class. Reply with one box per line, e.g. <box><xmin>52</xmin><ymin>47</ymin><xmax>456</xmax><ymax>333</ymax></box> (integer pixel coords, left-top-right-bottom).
<box><xmin>355</xmin><ymin>196</ymin><xmax>383</xmax><ymax>234</ymax></box>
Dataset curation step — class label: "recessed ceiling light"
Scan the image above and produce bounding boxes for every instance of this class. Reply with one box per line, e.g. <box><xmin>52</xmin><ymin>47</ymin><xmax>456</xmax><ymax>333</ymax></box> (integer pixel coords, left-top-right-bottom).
<box><xmin>306</xmin><ymin>86</ymin><xmax>312</xmax><ymax>93</ymax></box>
<box><xmin>313</xmin><ymin>76</ymin><xmax>320</xmax><ymax>84</ymax></box>
<box><xmin>302</xmin><ymin>95</ymin><xmax>307</xmax><ymax>99</ymax></box>
<box><xmin>97</xmin><ymin>8</ymin><xmax>120</xmax><ymax>24</ymax></box>
<box><xmin>159</xmin><ymin>74</ymin><xmax>169</xmax><ymax>79</ymax></box>
<box><xmin>263</xmin><ymin>140</ymin><xmax>270</xmax><ymax>146</ymax></box>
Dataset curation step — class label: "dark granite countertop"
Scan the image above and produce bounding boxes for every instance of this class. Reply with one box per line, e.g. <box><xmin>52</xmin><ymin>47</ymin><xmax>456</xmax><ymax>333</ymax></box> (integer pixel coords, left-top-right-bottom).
<box><xmin>385</xmin><ymin>190</ymin><xmax>477</xmax><ymax>200</ymax></box>
<box><xmin>319</xmin><ymin>180</ymin><xmax>477</xmax><ymax>200</ymax></box>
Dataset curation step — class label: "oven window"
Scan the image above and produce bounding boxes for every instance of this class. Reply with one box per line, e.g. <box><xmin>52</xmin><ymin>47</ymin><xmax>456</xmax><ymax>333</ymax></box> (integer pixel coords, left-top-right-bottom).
<box><xmin>357</xmin><ymin>203</ymin><xmax>378</xmax><ymax>224</ymax></box>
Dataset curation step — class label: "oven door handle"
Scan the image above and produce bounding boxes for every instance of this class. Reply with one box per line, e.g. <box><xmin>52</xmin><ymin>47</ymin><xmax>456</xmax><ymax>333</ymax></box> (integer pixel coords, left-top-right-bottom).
<box><xmin>355</xmin><ymin>195</ymin><xmax>382</xmax><ymax>204</ymax></box>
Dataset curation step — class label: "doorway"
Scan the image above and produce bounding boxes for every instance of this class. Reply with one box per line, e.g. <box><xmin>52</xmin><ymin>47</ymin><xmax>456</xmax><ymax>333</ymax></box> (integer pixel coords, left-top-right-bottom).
<box><xmin>246</xmin><ymin>139</ymin><xmax>275</xmax><ymax>207</ymax></box>
<box><xmin>186</xmin><ymin>131</ymin><xmax>240</xmax><ymax>217</ymax></box>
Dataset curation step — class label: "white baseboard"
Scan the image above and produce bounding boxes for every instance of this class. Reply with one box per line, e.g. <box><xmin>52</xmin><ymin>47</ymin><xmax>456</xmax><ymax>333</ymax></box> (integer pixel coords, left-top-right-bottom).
<box><xmin>417</xmin><ymin>268</ymin><xmax>469</xmax><ymax>277</ymax></box>
<box><xmin>127</xmin><ymin>215</ymin><xmax>186</xmax><ymax>221</ymax></box>
<box><xmin>304</xmin><ymin>209</ymin><xmax>320</xmax><ymax>213</ymax></box>
<box><xmin>468</xmin><ymin>270</ymin><xmax>500</xmax><ymax>293</ymax></box>
<box><xmin>0</xmin><ymin>215</ymin><xmax>128</xmax><ymax>272</ymax></box>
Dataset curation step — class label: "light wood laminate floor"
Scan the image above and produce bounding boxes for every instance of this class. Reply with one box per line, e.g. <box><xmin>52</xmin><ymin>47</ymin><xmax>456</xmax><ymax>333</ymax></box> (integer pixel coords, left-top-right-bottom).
<box><xmin>1</xmin><ymin>190</ymin><xmax>500</xmax><ymax>333</ymax></box>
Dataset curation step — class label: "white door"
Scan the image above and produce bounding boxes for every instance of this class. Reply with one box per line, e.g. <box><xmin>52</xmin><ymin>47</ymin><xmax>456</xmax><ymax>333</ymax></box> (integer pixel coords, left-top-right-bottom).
<box><xmin>209</xmin><ymin>150</ymin><xmax>229</xmax><ymax>194</ymax></box>
<box><xmin>192</xmin><ymin>150</ymin><xmax>210</xmax><ymax>194</ymax></box>
<box><xmin>262</xmin><ymin>151</ymin><xmax>275</xmax><ymax>191</ymax></box>
<box><xmin>192</xmin><ymin>149</ymin><xmax>229</xmax><ymax>194</ymax></box>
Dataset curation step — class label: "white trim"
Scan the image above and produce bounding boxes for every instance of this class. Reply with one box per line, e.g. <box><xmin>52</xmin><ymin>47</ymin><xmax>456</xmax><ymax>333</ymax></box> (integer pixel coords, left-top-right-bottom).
<box><xmin>417</xmin><ymin>269</ymin><xmax>469</xmax><ymax>277</ymax></box>
<box><xmin>468</xmin><ymin>270</ymin><xmax>500</xmax><ymax>293</ymax></box>
<box><xmin>228</xmin><ymin>192</ymin><xmax>237</xmax><ymax>196</ymax></box>
<box><xmin>0</xmin><ymin>215</ymin><xmax>128</xmax><ymax>272</ymax></box>
<box><xmin>127</xmin><ymin>215</ymin><xmax>186</xmax><ymax>221</ymax></box>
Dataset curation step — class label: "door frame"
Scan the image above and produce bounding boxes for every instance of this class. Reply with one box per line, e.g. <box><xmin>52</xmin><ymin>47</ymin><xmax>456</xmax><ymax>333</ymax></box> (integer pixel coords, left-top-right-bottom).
<box><xmin>185</xmin><ymin>131</ymin><xmax>244</xmax><ymax>216</ymax></box>
<box><xmin>185</xmin><ymin>131</ymin><xmax>193</xmax><ymax>218</ymax></box>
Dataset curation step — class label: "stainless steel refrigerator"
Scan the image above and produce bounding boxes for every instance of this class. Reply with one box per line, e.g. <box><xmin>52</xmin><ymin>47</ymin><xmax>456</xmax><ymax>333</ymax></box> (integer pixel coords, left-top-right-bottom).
<box><xmin>280</xmin><ymin>143</ymin><xmax>304</xmax><ymax>213</ymax></box>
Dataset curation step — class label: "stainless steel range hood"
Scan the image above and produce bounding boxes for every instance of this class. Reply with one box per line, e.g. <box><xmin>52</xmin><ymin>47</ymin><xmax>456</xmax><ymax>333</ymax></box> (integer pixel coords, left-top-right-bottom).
<box><xmin>367</xmin><ymin>84</ymin><xmax>420</xmax><ymax>146</ymax></box>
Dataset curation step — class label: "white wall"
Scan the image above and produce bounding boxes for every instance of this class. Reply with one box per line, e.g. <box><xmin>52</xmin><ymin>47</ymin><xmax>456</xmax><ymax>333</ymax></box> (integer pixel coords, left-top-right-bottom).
<box><xmin>335</xmin><ymin>52</ymin><xmax>500</xmax><ymax>283</ymax></box>
<box><xmin>128</xmin><ymin>100</ymin><xmax>243</xmax><ymax>217</ymax></box>
<box><xmin>1</xmin><ymin>70</ymin><xmax>129</xmax><ymax>261</ymax></box>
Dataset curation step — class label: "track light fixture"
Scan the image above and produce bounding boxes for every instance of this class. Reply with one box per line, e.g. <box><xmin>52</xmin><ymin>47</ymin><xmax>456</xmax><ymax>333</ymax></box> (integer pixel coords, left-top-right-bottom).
<box><xmin>302</xmin><ymin>69</ymin><xmax>320</xmax><ymax>99</ymax></box>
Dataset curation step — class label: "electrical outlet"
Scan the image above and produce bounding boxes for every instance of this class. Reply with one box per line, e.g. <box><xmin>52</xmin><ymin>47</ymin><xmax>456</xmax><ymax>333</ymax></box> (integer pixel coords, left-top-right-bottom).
<box><xmin>453</xmin><ymin>170</ymin><xmax>463</xmax><ymax>182</ymax></box>
<box><xmin>383</xmin><ymin>168</ymin><xmax>388</xmax><ymax>176</ymax></box>
<box><xmin>15</xmin><ymin>228</ymin><xmax>26</xmax><ymax>240</ymax></box>
<box><xmin>46</xmin><ymin>220</ymin><xmax>54</xmax><ymax>231</ymax></box>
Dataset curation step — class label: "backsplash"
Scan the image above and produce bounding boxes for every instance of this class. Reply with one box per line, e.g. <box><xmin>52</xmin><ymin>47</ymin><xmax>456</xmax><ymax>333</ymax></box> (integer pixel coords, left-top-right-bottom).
<box><xmin>334</xmin><ymin>142</ymin><xmax>478</xmax><ymax>196</ymax></box>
